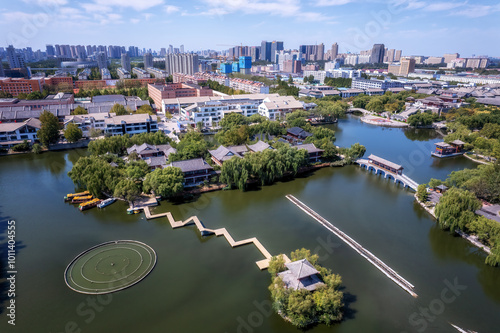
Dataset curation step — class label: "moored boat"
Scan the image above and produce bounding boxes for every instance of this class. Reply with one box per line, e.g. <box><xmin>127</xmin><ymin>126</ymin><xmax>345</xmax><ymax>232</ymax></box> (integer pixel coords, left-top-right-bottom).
<box><xmin>71</xmin><ymin>195</ymin><xmax>93</xmax><ymax>204</ymax></box>
<box><xmin>64</xmin><ymin>191</ymin><xmax>90</xmax><ymax>201</ymax></box>
<box><xmin>126</xmin><ymin>207</ymin><xmax>142</xmax><ymax>214</ymax></box>
<box><xmin>79</xmin><ymin>198</ymin><xmax>101</xmax><ymax>211</ymax></box>
<box><xmin>98</xmin><ymin>198</ymin><xmax>116</xmax><ymax>209</ymax></box>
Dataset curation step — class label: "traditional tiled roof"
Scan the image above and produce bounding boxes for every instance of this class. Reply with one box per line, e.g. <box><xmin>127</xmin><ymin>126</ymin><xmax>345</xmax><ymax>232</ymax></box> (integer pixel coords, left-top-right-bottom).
<box><xmin>293</xmin><ymin>143</ymin><xmax>323</xmax><ymax>154</ymax></box>
<box><xmin>247</xmin><ymin>141</ymin><xmax>272</xmax><ymax>152</ymax></box>
<box><xmin>169</xmin><ymin>158</ymin><xmax>213</xmax><ymax>173</ymax></box>
<box><xmin>208</xmin><ymin>145</ymin><xmax>242</xmax><ymax>162</ymax></box>
<box><xmin>368</xmin><ymin>154</ymin><xmax>403</xmax><ymax>170</ymax></box>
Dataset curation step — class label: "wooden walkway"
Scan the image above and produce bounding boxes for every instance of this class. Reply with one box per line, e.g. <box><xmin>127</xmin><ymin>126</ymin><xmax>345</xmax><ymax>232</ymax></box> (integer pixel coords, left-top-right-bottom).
<box><xmin>144</xmin><ymin>207</ymin><xmax>290</xmax><ymax>270</ymax></box>
<box><xmin>286</xmin><ymin>195</ymin><xmax>418</xmax><ymax>298</ymax></box>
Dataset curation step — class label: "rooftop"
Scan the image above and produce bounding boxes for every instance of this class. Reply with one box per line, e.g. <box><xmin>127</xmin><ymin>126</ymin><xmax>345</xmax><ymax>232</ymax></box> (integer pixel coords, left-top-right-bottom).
<box><xmin>170</xmin><ymin>158</ymin><xmax>213</xmax><ymax>173</ymax></box>
<box><xmin>368</xmin><ymin>154</ymin><xmax>403</xmax><ymax>171</ymax></box>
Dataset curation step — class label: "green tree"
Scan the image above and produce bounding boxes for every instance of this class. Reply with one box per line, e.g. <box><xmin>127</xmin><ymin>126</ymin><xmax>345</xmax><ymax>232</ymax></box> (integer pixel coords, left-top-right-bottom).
<box><xmin>417</xmin><ymin>184</ymin><xmax>428</xmax><ymax>202</ymax></box>
<box><xmin>64</xmin><ymin>123</ymin><xmax>83</xmax><ymax>142</ymax></box>
<box><xmin>136</xmin><ymin>104</ymin><xmax>154</xmax><ymax>115</ymax></box>
<box><xmin>143</xmin><ymin>167</ymin><xmax>184</xmax><ymax>198</ymax></box>
<box><xmin>111</xmin><ymin>103</ymin><xmax>128</xmax><ymax>115</ymax></box>
<box><xmin>435</xmin><ymin>187</ymin><xmax>481</xmax><ymax>231</ymax></box>
<box><xmin>26</xmin><ymin>91</ymin><xmax>44</xmax><ymax>100</ymax></box>
<box><xmin>38</xmin><ymin>110</ymin><xmax>61</xmax><ymax>147</ymax></box>
<box><xmin>114</xmin><ymin>179</ymin><xmax>141</xmax><ymax>201</ymax></box>
<box><xmin>72</xmin><ymin>106</ymin><xmax>88</xmax><ymax>115</ymax></box>
<box><xmin>288</xmin><ymin>74</ymin><xmax>294</xmax><ymax>84</ymax></box>
<box><xmin>219</xmin><ymin>113</ymin><xmax>247</xmax><ymax>130</ymax></box>
<box><xmin>31</xmin><ymin>143</ymin><xmax>42</xmax><ymax>154</ymax></box>
<box><xmin>11</xmin><ymin>140</ymin><xmax>31</xmax><ymax>152</ymax></box>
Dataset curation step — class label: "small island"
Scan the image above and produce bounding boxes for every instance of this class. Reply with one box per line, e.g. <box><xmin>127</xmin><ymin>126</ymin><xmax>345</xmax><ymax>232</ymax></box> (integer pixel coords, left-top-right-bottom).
<box><xmin>268</xmin><ymin>249</ymin><xmax>344</xmax><ymax>328</ymax></box>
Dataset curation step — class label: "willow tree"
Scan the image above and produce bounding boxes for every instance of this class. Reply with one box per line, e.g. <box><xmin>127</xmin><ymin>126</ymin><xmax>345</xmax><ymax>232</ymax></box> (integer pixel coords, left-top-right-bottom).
<box><xmin>435</xmin><ymin>187</ymin><xmax>481</xmax><ymax>231</ymax></box>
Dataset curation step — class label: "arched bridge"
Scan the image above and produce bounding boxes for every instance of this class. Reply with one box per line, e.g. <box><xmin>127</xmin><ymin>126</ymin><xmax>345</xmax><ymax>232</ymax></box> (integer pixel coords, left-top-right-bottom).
<box><xmin>356</xmin><ymin>155</ymin><xmax>419</xmax><ymax>191</ymax></box>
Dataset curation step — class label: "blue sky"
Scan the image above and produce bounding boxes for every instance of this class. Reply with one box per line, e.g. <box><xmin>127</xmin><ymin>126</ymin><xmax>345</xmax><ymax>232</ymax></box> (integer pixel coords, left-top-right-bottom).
<box><xmin>1</xmin><ymin>0</ymin><xmax>499</xmax><ymax>57</ymax></box>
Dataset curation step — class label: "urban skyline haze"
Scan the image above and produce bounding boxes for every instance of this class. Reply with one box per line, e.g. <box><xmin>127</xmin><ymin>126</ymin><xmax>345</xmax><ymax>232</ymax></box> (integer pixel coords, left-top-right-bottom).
<box><xmin>1</xmin><ymin>0</ymin><xmax>499</xmax><ymax>57</ymax></box>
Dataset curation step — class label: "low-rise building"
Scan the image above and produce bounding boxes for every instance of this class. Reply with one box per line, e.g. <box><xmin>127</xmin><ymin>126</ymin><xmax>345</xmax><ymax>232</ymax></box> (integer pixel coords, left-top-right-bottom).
<box><xmin>258</xmin><ymin>96</ymin><xmax>304</xmax><ymax>121</ymax></box>
<box><xmin>146</xmin><ymin>67</ymin><xmax>169</xmax><ymax>79</ymax></box>
<box><xmin>104</xmin><ymin>113</ymin><xmax>158</xmax><ymax>136</ymax></box>
<box><xmin>0</xmin><ymin>118</ymin><xmax>41</xmax><ymax>148</ymax></box>
<box><xmin>101</xmin><ymin>68</ymin><xmax>111</xmax><ymax>80</ymax></box>
<box><xmin>208</xmin><ymin>141</ymin><xmax>272</xmax><ymax>166</ymax></box>
<box><xmin>132</xmin><ymin>68</ymin><xmax>151</xmax><ymax>79</ymax></box>
<box><xmin>168</xmin><ymin>158</ymin><xmax>214</xmax><ymax>187</ymax></box>
<box><xmin>117</xmin><ymin>67</ymin><xmax>131</xmax><ymax>79</ymax></box>
<box><xmin>277</xmin><ymin>259</ymin><xmax>325</xmax><ymax>291</ymax></box>
<box><xmin>292</xmin><ymin>143</ymin><xmax>323</xmax><ymax>162</ymax></box>
<box><xmin>148</xmin><ymin>83</ymin><xmax>213</xmax><ymax>110</ymax></box>
<box><xmin>126</xmin><ymin>143</ymin><xmax>177</xmax><ymax>169</ymax></box>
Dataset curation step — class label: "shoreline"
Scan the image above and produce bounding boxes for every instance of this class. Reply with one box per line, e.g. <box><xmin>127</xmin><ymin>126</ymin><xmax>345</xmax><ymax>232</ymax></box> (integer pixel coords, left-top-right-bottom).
<box><xmin>360</xmin><ymin>115</ymin><xmax>409</xmax><ymax>128</ymax></box>
<box><xmin>463</xmin><ymin>153</ymin><xmax>493</xmax><ymax>165</ymax></box>
<box><xmin>413</xmin><ymin>194</ymin><xmax>491</xmax><ymax>255</ymax></box>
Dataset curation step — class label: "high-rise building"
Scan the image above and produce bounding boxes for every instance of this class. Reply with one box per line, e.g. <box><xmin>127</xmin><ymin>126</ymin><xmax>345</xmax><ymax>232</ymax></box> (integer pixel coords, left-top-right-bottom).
<box><xmin>270</xmin><ymin>41</ymin><xmax>284</xmax><ymax>63</ymax></box>
<box><xmin>239</xmin><ymin>56</ymin><xmax>252</xmax><ymax>75</ymax></box>
<box><xmin>168</xmin><ymin>45</ymin><xmax>173</xmax><ymax>54</ymax></box>
<box><xmin>7</xmin><ymin>45</ymin><xmax>26</xmax><ymax>69</ymax></box>
<box><xmin>370</xmin><ymin>44</ymin><xmax>385</xmax><ymax>64</ymax></box>
<box><xmin>443</xmin><ymin>53</ymin><xmax>460</xmax><ymax>64</ymax></box>
<box><xmin>260</xmin><ymin>41</ymin><xmax>271</xmax><ymax>62</ymax></box>
<box><xmin>317</xmin><ymin>43</ymin><xmax>325</xmax><ymax>61</ymax></box>
<box><xmin>386</xmin><ymin>49</ymin><xmax>395</xmax><ymax>63</ymax></box>
<box><xmin>144</xmin><ymin>53</ymin><xmax>153</xmax><ymax>69</ymax></box>
<box><xmin>399</xmin><ymin>58</ymin><xmax>416</xmax><ymax>76</ymax></box>
<box><xmin>46</xmin><ymin>45</ymin><xmax>55</xmax><ymax>57</ymax></box>
<box><xmin>121</xmin><ymin>53</ymin><xmax>131</xmax><ymax>71</ymax></box>
<box><xmin>394</xmin><ymin>50</ymin><xmax>402</xmax><ymax>62</ymax></box>
<box><xmin>0</xmin><ymin>62</ymin><xmax>4</xmax><ymax>77</ymax></box>
<box><xmin>180</xmin><ymin>45</ymin><xmax>184</xmax><ymax>53</ymax></box>
<box><xmin>331</xmin><ymin>43</ymin><xmax>338</xmax><ymax>60</ymax></box>
<box><xmin>250</xmin><ymin>46</ymin><xmax>260</xmax><ymax>62</ymax></box>
<box><xmin>160</xmin><ymin>48</ymin><xmax>166</xmax><ymax>56</ymax></box>
<box><xmin>165</xmin><ymin>53</ymin><xmax>199</xmax><ymax>75</ymax></box>
<box><xmin>96</xmin><ymin>51</ymin><xmax>108</xmax><ymax>70</ymax></box>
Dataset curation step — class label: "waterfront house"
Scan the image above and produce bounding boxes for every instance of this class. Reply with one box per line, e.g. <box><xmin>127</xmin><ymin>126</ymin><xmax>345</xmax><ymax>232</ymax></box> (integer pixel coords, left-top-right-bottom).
<box><xmin>435</xmin><ymin>184</ymin><xmax>449</xmax><ymax>194</ymax></box>
<box><xmin>277</xmin><ymin>259</ymin><xmax>325</xmax><ymax>291</ymax></box>
<box><xmin>293</xmin><ymin>143</ymin><xmax>324</xmax><ymax>162</ymax></box>
<box><xmin>208</xmin><ymin>145</ymin><xmax>244</xmax><ymax>166</ymax></box>
<box><xmin>0</xmin><ymin>117</ymin><xmax>41</xmax><ymax>149</ymax></box>
<box><xmin>127</xmin><ymin>143</ymin><xmax>177</xmax><ymax>169</ymax></box>
<box><xmin>168</xmin><ymin>158</ymin><xmax>213</xmax><ymax>186</ymax></box>
<box><xmin>209</xmin><ymin>141</ymin><xmax>273</xmax><ymax>166</ymax></box>
<box><xmin>287</xmin><ymin>127</ymin><xmax>313</xmax><ymax>140</ymax></box>
<box><xmin>432</xmin><ymin>140</ymin><xmax>465</xmax><ymax>158</ymax></box>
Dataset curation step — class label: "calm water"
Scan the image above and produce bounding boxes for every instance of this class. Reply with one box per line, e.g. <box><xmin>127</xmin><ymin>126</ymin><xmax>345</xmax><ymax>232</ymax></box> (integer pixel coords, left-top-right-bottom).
<box><xmin>1</xmin><ymin>116</ymin><xmax>498</xmax><ymax>333</ymax></box>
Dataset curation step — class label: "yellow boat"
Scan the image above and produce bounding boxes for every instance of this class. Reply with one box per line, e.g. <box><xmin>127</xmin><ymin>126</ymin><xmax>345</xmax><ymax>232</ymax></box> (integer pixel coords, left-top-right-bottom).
<box><xmin>64</xmin><ymin>191</ymin><xmax>90</xmax><ymax>201</ymax></box>
<box><xmin>79</xmin><ymin>199</ymin><xmax>101</xmax><ymax>211</ymax></box>
<box><xmin>72</xmin><ymin>195</ymin><xmax>93</xmax><ymax>203</ymax></box>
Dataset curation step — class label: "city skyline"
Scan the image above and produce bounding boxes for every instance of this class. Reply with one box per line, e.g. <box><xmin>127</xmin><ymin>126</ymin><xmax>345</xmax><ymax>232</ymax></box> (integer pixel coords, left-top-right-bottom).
<box><xmin>1</xmin><ymin>0</ymin><xmax>499</xmax><ymax>57</ymax></box>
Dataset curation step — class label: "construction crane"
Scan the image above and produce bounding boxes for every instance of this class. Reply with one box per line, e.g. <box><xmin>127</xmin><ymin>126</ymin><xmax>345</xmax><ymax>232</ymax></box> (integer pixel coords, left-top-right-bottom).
<box><xmin>216</xmin><ymin>43</ymin><xmax>244</xmax><ymax>62</ymax></box>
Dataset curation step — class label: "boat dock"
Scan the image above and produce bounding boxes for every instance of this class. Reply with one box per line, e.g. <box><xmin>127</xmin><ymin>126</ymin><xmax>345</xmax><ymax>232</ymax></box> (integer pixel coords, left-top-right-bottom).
<box><xmin>286</xmin><ymin>194</ymin><xmax>418</xmax><ymax>298</ymax></box>
<box><xmin>144</xmin><ymin>207</ymin><xmax>290</xmax><ymax>270</ymax></box>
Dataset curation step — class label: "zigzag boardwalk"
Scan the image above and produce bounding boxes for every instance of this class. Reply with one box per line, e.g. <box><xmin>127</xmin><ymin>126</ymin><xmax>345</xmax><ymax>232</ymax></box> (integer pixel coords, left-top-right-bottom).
<box><xmin>286</xmin><ymin>194</ymin><xmax>418</xmax><ymax>298</ymax></box>
<box><xmin>144</xmin><ymin>206</ymin><xmax>289</xmax><ymax>269</ymax></box>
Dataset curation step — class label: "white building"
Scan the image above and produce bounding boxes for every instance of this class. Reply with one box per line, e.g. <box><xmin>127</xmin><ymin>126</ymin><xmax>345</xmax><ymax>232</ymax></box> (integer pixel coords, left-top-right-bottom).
<box><xmin>147</xmin><ymin>67</ymin><xmax>168</xmax><ymax>79</ymax></box>
<box><xmin>100</xmin><ymin>68</ymin><xmax>111</xmax><ymax>80</ymax></box>
<box><xmin>0</xmin><ymin>118</ymin><xmax>41</xmax><ymax>148</ymax></box>
<box><xmin>258</xmin><ymin>96</ymin><xmax>304</xmax><ymax>121</ymax></box>
<box><xmin>132</xmin><ymin>67</ymin><xmax>151</xmax><ymax>79</ymax></box>
<box><xmin>329</xmin><ymin>68</ymin><xmax>362</xmax><ymax>79</ymax></box>
<box><xmin>117</xmin><ymin>67</ymin><xmax>131</xmax><ymax>79</ymax></box>
<box><xmin>104</xmin><ymin>114</ymin><xmax>158</xmax><ymax>136</ymax></box>
<box><xmin>303</xmin><ymin>70</ymin><xmax>333</xmax><ymax>84</ymax></box>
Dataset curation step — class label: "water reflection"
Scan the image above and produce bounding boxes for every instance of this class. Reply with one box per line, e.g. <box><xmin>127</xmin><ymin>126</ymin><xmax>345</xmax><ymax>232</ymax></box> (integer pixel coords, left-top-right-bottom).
<box><xmin>403</xmin><ymin>128</ymin><xmax>441</xmax><ymax>141</ymax></box>
<box><xmin>428</xmin><ymin>225</ymin><xmax>500</xmax><ymax>304</ymax></box>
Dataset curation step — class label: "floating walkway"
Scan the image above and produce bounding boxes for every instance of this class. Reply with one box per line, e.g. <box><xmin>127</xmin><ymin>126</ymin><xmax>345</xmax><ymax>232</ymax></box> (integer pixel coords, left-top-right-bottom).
<box><xmin>144</xmin><ymin>207</ymin><xmax>290</xmax><ymax>270</ymax></box>
<box><xmin>356</xmin><ymin>155</ymin><xmax>419</xmax><ymax>191</ymax></box>
<box><xmin>286</xmin><ymin>195</ymin><xmax>418</xmax><ymax>298</ymax></box>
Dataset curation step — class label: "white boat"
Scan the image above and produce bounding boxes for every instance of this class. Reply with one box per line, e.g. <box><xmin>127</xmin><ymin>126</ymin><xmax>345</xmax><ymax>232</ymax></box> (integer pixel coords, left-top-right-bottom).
<box><xmin>98</xmin><ymin>198</ymin><xmax>116</xmax><ymax>209</ymax></box>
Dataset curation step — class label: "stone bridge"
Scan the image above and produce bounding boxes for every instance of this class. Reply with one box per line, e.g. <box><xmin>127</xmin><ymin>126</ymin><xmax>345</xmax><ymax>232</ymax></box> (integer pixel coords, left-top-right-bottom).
<box><xmin>356</xmin><ymin>157</ymin><xmax>419</xmax><ymax>191</ymax></box>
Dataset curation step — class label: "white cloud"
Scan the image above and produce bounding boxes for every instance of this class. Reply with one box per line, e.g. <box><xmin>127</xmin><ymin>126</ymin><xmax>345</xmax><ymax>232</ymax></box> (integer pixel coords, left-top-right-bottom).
<box><xmin>453</xmin><ymin>4</ymin><xmax>500</xmax><ymax>18</ymax></box>
<box><xmin>131</xmin><ymin>18</ymin><xmax>140</xmax><ymax>24</ymax></box>
<box><xmin>423</xmin><ymin>1</ymin><xmax>466</xmax><ymax>12</ymax></box>
<box><xmin>315</xmin><ymin>0</ymin><xmax>353</xmax><ymax>7</ymax></box>
<box><xmin>21</xmin><ymin>0</ymin><xmax>68</xmax><ymax>6</ymax></box>
<box><xmin>198</xmin><ymin>0</ymin><xmax>330</xmax><ymax>21</ymax></box>
<box><xmin>89</xmin><ymin>0</ymin><xmax>164</xmax><ymax>11</ymax></box>
<box><xmin>164</xmin><ymin>5</ymin><xmax>180</xmax><ymax>14</ymax></box>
